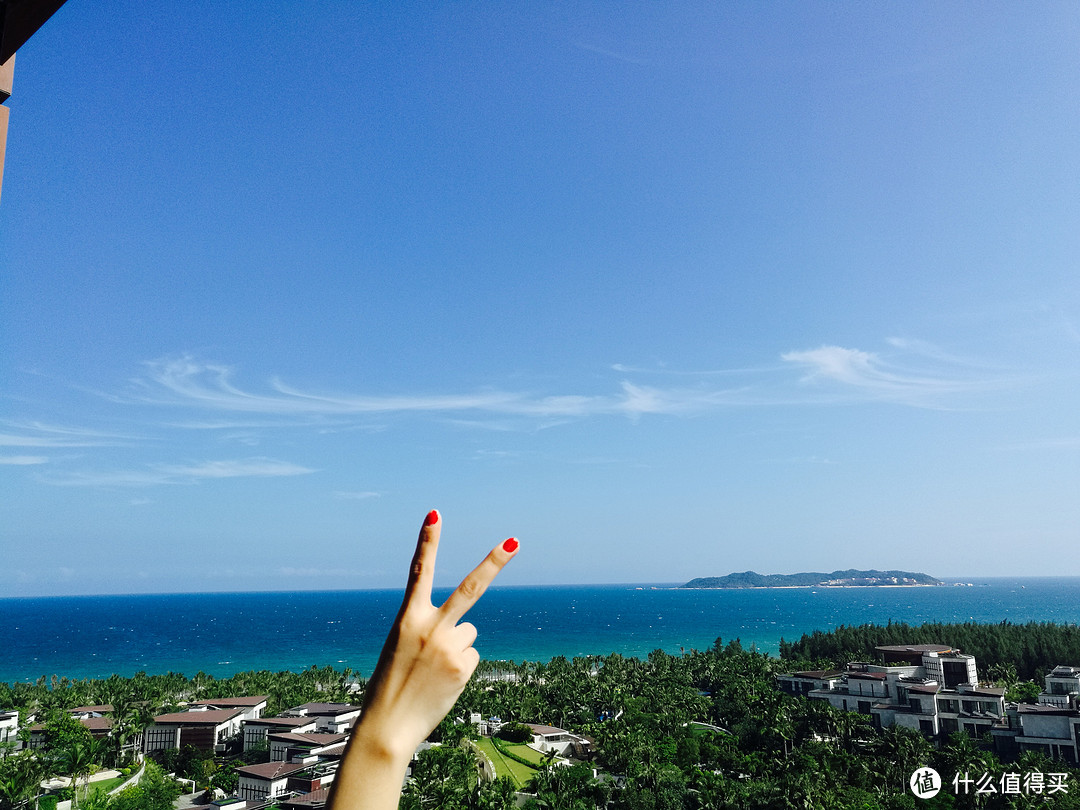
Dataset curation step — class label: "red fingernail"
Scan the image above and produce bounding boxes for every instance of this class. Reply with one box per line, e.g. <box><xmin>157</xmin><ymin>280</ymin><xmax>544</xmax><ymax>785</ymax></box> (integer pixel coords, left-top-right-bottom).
<box><xmin>502</xmin><ymin>538</ymin><xmax>518</xmax><ymax>553</ymax></box>
<box><xmin>425</xmin><ymin>510</ymin><xmax>439</xmax><ymax>526</ymax></box>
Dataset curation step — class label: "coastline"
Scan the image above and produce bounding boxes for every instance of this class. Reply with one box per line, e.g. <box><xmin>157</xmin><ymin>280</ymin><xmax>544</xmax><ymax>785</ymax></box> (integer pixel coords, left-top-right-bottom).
<box><xmin>2</xmin><ymin>578</ymin><xmax>1078</xmax><ymax>684</ymax></box>
<box><xmin>677</xmin><ymin>583</ymin><xmax>949</xmax><ymax>590</ymax></box>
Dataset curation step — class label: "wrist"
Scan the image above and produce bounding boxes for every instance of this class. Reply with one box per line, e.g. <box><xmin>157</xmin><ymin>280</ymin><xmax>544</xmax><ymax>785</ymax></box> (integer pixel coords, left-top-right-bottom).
<box><xmin>349</xmin><ymin>719</ymin><xmax>417</xmax><ymax>768</ymax></box>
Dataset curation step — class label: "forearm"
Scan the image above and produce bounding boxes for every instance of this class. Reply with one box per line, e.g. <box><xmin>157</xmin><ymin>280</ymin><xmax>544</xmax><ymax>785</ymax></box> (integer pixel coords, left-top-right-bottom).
<box><xmin>327</xmin><ymin>725</ymin><xmax>413</xmax><ymax>810</ymax></box>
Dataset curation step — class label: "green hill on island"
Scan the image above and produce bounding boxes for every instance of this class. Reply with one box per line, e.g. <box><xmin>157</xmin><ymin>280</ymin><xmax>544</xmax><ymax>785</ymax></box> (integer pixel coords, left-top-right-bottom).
<box><xmin>681</xmin><ymin>569</ymin><xmax>943</xmax><ymax>588</ymax></box>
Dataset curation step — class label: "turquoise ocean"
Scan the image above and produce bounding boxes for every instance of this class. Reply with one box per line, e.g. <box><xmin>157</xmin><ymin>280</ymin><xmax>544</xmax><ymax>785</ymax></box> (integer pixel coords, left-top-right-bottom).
<box><xmin>3</xmin><ymin>578</ymin><xmax>1080</xmax><ymax>684</ymax></box>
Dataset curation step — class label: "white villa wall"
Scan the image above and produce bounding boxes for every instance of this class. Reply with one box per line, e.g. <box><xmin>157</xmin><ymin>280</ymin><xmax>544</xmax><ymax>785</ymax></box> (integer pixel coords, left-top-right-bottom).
<box><xmin>1022</xmin><ymin>713</ymin><xmax>1073</xmax><ymax>741</ymax></box>
<box><xmin>1039</xmin><ymin>693</ymin><xmax>1073</xmax><ymax>709</ymax></box>
<box><xmin>531</xmin><ymin>733</ymin><xmax>576</xmax><ymax>756</ymax></box>
<box><xmin>922</xmin><ymin>655</ymin><xmax>943</xmax><ymax>682</ymax></box>
<box><xmin>872</xmin><ymin>707</ymin><xmax>897</xmax><ymax>728</ymax></box>
<box><xmin>237</xmin><ymin>774</ymin><xmax>292</xmax><ymax>801</ymax></box>
<box><xmin>0</xmin><ymin>711</ymin><xmax>18</xmax><ymax>748</ymax></box>
<box><xmin>270</xmin><ymin>738</ymin><xmax>291</xmax><ymax>762</ymax></box>
<box><xmin>143</xmin><ymin>725</ymin><xmax>181</xmax><ymax>752</ymax></box>
<box><xmin>846</xmin><ymin>678</ymin><xmax>888</xmax><ymax>699</ymax></box>
<box><xmin>316</xmin><ymin>710</ymin><xmax>360</xmax><ymax>733</ymax></box>
<box><xmin>243</xmin><ymin>725</ymin><xmax>268</xmax><ymax>751</ymax></box>
<box><xmin>230</xmin><ymin>706</ymin><xmax>263</xmax><ymax>722</ymax></box>
<box><xmin>960</xmin><ymin>658</ymin><xmax>978</xmax><ymax>685</ymax></box>
<box><xmin>894</xmin><ymin>713</ymin><xmax>938</xmax><ymax>735</ymax></box>
<box><xmin>816</xmin><ymin>693</ymin><xmax>850</xmax><ymax>712</ymax></box>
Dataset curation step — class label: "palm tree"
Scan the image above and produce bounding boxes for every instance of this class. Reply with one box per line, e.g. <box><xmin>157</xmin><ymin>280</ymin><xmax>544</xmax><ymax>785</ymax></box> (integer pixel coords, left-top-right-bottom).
<box><xmin>476</xmin><ymin>776</ymin><xmax>516</xmax><ymax>810</ymax></box>
<box><xmin>189</xmin><ymin>672</ymin><xmax>212</xmax><ymax>702</ymax></box>
<box><xmin>61</xmin><ymin>737</ymin><xmax>102</xmax><ymax>809</ymax></box>
<box><xmin>873</xmin><ymin>725</ymin><xmax>932</xmax><ymax>794</ymax></box>
<box><xmin>401</xmin><ymin>744</ymin><xmax>477</xmax><ymax>810</ymax></box>
<box><xmin>0</xmin><ymin>753</ymin><xmax>45</xmax><ymax>810</ymax></box>
<box><xmin>104</xmin><ymin>695</ymin><xmax>139</xmax><ymax>768</ymax></box>
<box><xmin>833</xmin><ymin>710</ymin><xmax>870</xmax><ymax>755</ymax></box>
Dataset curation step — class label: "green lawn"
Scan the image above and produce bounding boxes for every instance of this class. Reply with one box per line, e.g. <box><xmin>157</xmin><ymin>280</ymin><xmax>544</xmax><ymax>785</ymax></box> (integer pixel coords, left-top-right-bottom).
<box><xmin>474</xmin><ymin>737</ymin><xmax>538</xmax><ymax>789</ymax></box>
<box><xmin>87</xmin><ymin>777</ymin><xmax>127</xmax><ymax>795</ymax></box>
<box><xmin>502</xmin><ymin>742</ymin><xmax>547</xmax><ymax>766</ymax></box>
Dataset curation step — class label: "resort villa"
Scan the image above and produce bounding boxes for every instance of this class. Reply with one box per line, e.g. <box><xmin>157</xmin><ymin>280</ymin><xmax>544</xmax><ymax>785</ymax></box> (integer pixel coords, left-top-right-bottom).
<box><xmin>268</xmin><ymin>731</ymin><xmax>348</xmax><ymax>763</ymax></box>
<box><xmin>26</xmin><ymin>705</ymin><xmax>116</xmax><ymax>750</ymax></box>
<box><xmin>525</xmin><ymin>723</ymin><xmax>592</xmax><ymax>758</ymax></box>
<box><xmin>0</xmin><ymin>710</ymin><xmax>19</xmax><ymax>752</ymax></box>
<box><xmin>144</xmin><ymin>707</ymin><xmax>246</xmax><ymax>755</ymax></box>
<box><xmin>993</xmin><ymin>666</ymin><xmax>1080</xmax><ymax>764</ymax></box>
<box><xmin>243</xmin><ymin>715</ymin><xmax>319</xmax><ymax>751</ymax></box>
<box><xmin>235</xmin><ymin>759</ymin><xmax>335</xmax><ymax>803</ymax></box>
<box><xmin>280</xmin><ymin>702</ymin><xmax>362</xmax><ymax>734</ymax></box>
<box><xmin>187</xmin><ymin>695</ymin><xmax>268</xmax><ymax>722</ymax></box>
<box><xmin>777</xmin><ymin>644</ymin><xmax>1080</xmax><ymax>763</ymax></box>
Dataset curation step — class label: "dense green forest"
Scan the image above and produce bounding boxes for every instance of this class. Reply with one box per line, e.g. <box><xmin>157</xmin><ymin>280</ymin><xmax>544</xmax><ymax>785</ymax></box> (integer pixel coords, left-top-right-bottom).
<box><xmin>779</xmin><ymin>620</ymin><xmax>1080</xmax><ymax>682</ymax></box>
<box><xmin>4</xmin><ymin>623</ymin><xmax>1080</xmax><ymax>809</ymax></box>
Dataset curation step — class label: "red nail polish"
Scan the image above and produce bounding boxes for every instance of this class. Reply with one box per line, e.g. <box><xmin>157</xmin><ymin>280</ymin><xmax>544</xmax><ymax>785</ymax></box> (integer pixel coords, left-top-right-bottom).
<box><xmin>502</xmin><ymin>538</ymin><xmax>518</xmax><ymax>553</ymax></box>
<box><xmin>425</xmin><ymin>510</ymin><xmax>439</xmax><ymax>526</ymax></box>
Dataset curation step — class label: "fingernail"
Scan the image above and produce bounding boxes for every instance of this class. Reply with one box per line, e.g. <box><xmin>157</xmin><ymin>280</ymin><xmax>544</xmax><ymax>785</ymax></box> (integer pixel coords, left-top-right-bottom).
<box><xmin>425</xmin><ymin>510</ymin><xmax>439</xmax><ymax>526</ymax></box>
<box><xmin>502</xmin><ymin>538</ymin><xmax>519</xmax><ymax>553</ymax></box>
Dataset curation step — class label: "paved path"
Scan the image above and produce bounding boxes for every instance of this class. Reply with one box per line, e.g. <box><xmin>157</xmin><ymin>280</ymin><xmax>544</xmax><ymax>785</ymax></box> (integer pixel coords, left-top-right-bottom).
<box><xmin>41</xmin><ymin>769</ymin><xmax>122</xmax><ymax>790</ymax></box>
<box><xmin>174</xmin><ymin>791</ymin><xmax>207</xmax><ymax>809</ymax></box>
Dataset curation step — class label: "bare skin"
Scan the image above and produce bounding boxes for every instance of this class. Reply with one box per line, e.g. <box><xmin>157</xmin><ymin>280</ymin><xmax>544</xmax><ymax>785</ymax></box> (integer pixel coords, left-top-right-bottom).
<box><xmin>327</xmin><ymin>510</ymin><xmax>518</xmax><ymax>809</ymax></box>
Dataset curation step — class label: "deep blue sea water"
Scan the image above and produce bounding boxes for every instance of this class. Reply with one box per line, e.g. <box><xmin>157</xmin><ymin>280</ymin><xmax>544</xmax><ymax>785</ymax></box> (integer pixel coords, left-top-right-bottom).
<box><xmin>2</xmin><ymin>578</ymin><xmax>1079</xmax><ymax>684</ymax></box>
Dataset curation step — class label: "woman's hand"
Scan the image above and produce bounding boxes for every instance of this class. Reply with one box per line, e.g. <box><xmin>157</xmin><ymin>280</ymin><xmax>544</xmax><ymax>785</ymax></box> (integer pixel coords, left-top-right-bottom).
<box><xmin>328</xmin><ymin>510</ymin><xmax>518</xmax><ymax>809</ymax></box>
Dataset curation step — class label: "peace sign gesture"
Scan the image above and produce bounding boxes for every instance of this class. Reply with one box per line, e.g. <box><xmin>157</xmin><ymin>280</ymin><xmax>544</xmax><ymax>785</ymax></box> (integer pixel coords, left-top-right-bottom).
<box><xmin>329</xmin><ymin>510</ymin><xmax>519</xmax><ymax>810</ymax></box>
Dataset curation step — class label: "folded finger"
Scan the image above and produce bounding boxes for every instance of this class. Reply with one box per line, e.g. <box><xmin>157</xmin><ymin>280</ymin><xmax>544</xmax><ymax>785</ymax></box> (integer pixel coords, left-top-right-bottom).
<box><xmin>403</xmin><ymin>509</ymin><xmax>441</xmax><ymax>604</ymax></box>
<box><xmin>453</xmin><ymin>621</ymin><xmax>478</xmax><ymax>651</ymax></box>
<box><xmin>439</xmin><ymin>537</ymin><xmax>518</xmax><ymax>625</ymax></box>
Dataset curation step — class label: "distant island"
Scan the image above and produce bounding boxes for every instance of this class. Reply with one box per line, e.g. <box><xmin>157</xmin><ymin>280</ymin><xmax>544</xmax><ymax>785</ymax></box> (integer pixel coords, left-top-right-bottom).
<box><xmin>681</xmin><ymin>569</ymin><xmax>944</xmax><ymax>589</ymax></box>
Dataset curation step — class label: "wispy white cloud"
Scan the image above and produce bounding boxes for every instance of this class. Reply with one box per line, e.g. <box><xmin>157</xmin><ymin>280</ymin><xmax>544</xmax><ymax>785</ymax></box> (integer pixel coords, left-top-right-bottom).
<box><xmin>759</xmin><ymin>456</ymin><xmax>838</xmax><ymax>465</ymax></box>
<box><xmin>780</xmin><ymin>345</ymin><xmax>1000</xmax><ymax>405</ymax></box>
<box><xmin>884</xmin><ymin>337</ymin><xmax>998</xmax><ymax>369</ymax></box>
<box><xmin>278</xmin><ymin>566</ymin><xmax>384</xmax><ymax>578</ymax></box>
<box><xmin>41</xmin><ymin>457</ymin><xmax>315</xmax><ymax>487</ymax></box>
<box><xmin>166</xmin><ymin>419</ymin><xmax>312</xmax><ymax>430</ymax></box>
<box><xmin>611</xmin><ymin>362</ymin><xmax>778</xmax><ymax>376</ymax></box>
<box><xmin>572</xmin><ymin>40</ymin><xmax>650</xmax><ymax>65</ymax></box>
<box><xmin>138</xmin><ymin>357</ymin><xmax>526</xmax><ymax>414</ymax></box>
<box><xmin>155</xmin><ymin>459</ymin><xmax>315</xmax><ymax>478</ymax></box>
<box><xmin>41</xmin><ymin>469</ymin><xmax>179</xmax><ymax>487</ymax></box>
<box><xmin>218</xmin><ymin>431</ymin><xmax>260</xmax><ymax>447</ymax></box>
<box><xmin>0</xmin><ymin>420</ymin><xmax>134</xmax><ymax>447</ymax></box>
<box><xmin>443</xmin><ymin>418</ymin><xmax>520</xmax><ymax>432</ymax></box>
<box><xmin>333</xmin><ymin>490</ymin><xmax>382</xmax><ymax>500</ymax></box>
<box><xmin>0</xmin><ymin>455</ymin><xmax>48</xmax><ymax>465</ymax></box>
<box><xmin>566</xmin><ymin>456</ymin><xmax>633</xmax><ymax>465</ymax></box>
<box><xmin>470</xmin><ymin>449</ymin><xmax>519</xmax><ymax>460</ymax></box>
<box><xmin>111</xmin><ymin>348</ymin><xmax>1009</xmax><ymax>432</ymax></box>
<box><xmin>131</xmin><ymin>357</ymin><xmax>748</xmax><ymax>419</ymax></box>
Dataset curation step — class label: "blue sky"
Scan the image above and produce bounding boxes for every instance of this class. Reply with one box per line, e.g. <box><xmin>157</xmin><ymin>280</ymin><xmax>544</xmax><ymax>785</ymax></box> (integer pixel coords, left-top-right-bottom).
<box><xmin>2</xmin><ymin>3</ymin><xmax>1078</xmax><ymax>596</ymax></box>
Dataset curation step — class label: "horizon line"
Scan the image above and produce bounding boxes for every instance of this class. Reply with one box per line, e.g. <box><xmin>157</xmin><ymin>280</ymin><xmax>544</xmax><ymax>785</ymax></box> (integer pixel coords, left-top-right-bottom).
<box><xmin>2</xmin><ymin>574</ymin><xmax>1076</xmax><ymax>600</ymax></box>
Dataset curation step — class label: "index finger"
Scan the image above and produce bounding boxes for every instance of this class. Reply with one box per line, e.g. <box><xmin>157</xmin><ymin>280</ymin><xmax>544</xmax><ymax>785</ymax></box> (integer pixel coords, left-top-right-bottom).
<box><xmin>439</xmin><ymin>537</ymin><xmax>519</xmax><ymax>625</ymax></box>
<box><xmin>403</xmin><ymin>509</ymin><xmax>442</xmax><ymax>604</ymax></box>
